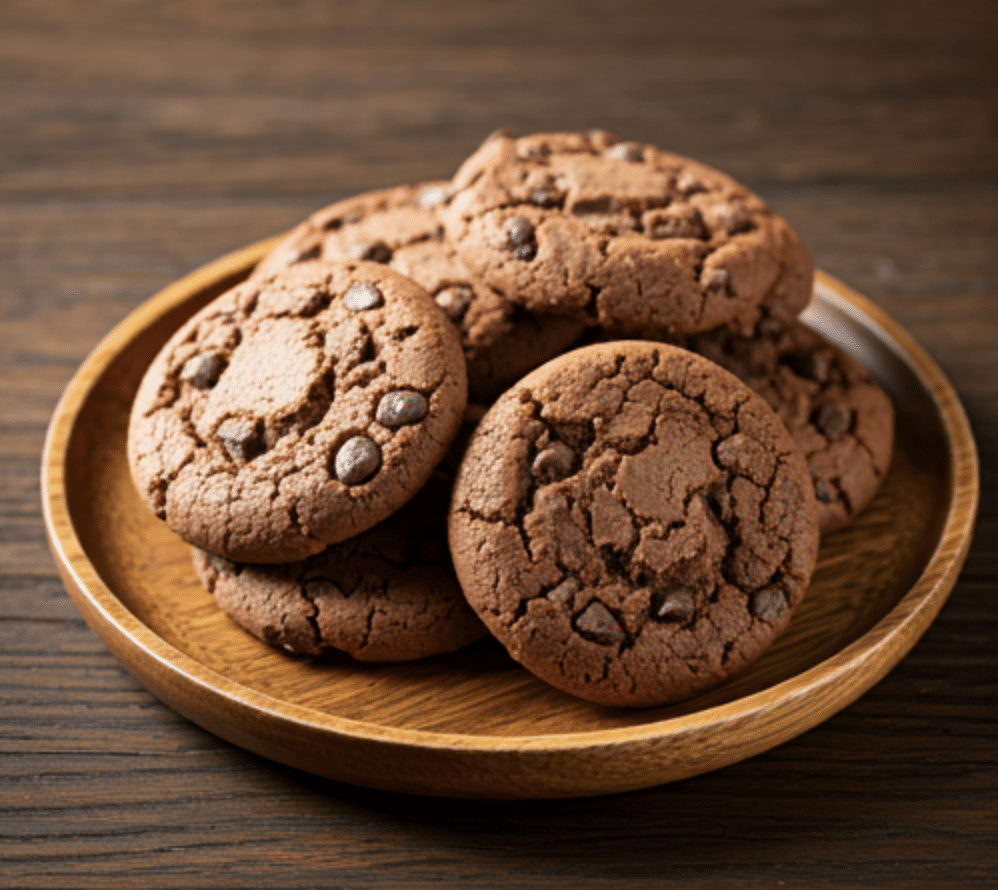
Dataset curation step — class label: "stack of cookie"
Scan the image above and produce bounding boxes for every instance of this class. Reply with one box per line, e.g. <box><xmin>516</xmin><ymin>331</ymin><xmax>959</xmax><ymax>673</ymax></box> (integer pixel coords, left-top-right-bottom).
<box><xmin>127</xmin><ymin>130</ymin><xmax>893</xmax><ymax>708</ymax></box>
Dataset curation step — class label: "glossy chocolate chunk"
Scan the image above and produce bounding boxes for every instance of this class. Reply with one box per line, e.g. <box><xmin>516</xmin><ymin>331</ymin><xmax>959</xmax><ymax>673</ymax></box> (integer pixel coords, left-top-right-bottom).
<box><xmin>334</xmin><ymin>436</ymin><xmax>381</xmax><ymax>485</ymax></box>
<box><xmin>343</xmin><ymin>281</ymin><xmax>383</xmax><ymax>311</ymax></box>
<box><xmin>376</xmin><ymin>390</ymin><xmax>429</xmax><ymax>428</ymax></box>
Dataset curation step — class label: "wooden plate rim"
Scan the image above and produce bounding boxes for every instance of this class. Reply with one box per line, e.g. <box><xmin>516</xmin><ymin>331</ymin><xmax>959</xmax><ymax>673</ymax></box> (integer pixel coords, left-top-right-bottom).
<box><xmin>41</xmin><ymin>243</ymin><xmax>980</xmax><ymax>760</ymax></box>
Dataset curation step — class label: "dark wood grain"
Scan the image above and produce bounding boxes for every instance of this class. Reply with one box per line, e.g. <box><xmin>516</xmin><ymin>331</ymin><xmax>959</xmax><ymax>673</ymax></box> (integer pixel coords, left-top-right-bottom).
<box><xmin>2</xmin><ymin>0</ymin><xmax>996</xmax><ymax>886</ymax></box>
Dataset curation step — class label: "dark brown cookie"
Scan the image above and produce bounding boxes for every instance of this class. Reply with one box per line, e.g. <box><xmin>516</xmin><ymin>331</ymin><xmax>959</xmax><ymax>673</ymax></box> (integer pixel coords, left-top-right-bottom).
<box><xmin>128</xmin><ymin>260</ymin><xmax>467</xmax><ymax>563</ymax></box>
<box><xmin>448</xmin><ymin>341</ymin><xmax>820</xmax><ymax>708</ymax></box>
<box><xmin>440</xmin><ymin>130</ymin><xmax>813</xmax><ymax>338</ymax></box>
<box><xmin>252</xmin><ymin>183</ymin><xmax>584</xmax><ymax>401</ymax></box>
<box><xmin>676</xmin><ymin>320</ymin><xmax>894</xmax><ymax>534</ymax></box>
<box><xmin>193</xmin><ymin>471</ymin><xmax>487</xmax><ymax>661</ymax></box>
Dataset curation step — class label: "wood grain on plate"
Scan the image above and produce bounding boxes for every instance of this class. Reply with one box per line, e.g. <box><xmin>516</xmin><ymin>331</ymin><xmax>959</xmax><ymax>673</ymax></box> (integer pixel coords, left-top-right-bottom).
<box><xmin>41</xmin><ymin>244</ymin><xmax>978</xmax><ymax>799</ymax></box>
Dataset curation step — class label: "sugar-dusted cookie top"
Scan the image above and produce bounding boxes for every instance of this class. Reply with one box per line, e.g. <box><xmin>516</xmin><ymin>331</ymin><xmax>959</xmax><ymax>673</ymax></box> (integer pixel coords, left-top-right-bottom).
<box><xmin>440</xmin><ymin>131</ymin><xmax>814</xmax><ymax>338</ymax></box>
<box><xmin>128</xmin><ymin>260</ymin><xmax>467</xmax><ymax>563</ymax></box>
<box><xmin>192</xmin><ymin>471</ymin><xmax>487</xmax><ymax>661</ymax></box>
<box><xmin>448</xmin><ymin>340</ymin><xmax>820</xmax><ymax>707</ymax></box>
<box><xmin>251</xmin><ymin>183</ymin><xmax>584</xmax><ymax>401</ymax></box>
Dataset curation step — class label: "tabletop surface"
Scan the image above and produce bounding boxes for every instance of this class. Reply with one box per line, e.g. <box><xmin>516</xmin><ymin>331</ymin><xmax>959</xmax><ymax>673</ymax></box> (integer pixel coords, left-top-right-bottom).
<box><xmin>3</xmin><ymin>1</ymin><xmax>996</xmax><ymax>887</ymax></box>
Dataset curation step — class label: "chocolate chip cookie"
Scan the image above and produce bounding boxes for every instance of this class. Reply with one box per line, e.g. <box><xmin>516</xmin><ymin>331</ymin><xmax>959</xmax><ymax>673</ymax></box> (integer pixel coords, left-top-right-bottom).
<box><xmin>252</xmin><ymin>183</ymin><xmax>584</xmax><ymax>400</ymax></box>
<box><xmin>128</xmin><ymin>260</ymin><xmax>467</xmax><ymax>563</ymax></box>
<box><xmin>675</xmin><ymin>320</ymin><xmax>894</xmax><ymax>533</ymax></box>
<box><xmin>440</xmin><ymin>130</ymin><xmax>814</xmax><ymax>338</ymax></box>
<box><xmin>448</xmin><ymin>341</ymin><xmax>820</xmax><ymax>707</ymax></box>
<box><xmin>192</xmin><ymin>471</ymin><xmax>487</xmax><ymax>661</ymax></box>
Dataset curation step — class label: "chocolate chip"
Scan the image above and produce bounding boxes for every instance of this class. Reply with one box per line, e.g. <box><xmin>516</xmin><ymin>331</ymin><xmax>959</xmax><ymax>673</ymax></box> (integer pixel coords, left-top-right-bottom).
<box><xmin>815</xmin><ymin>402</ymin><xmax>852</xmax><ymax>438</ymax></box>
<box><xmin>302</xmin><ymin>576</ymin><xmax>342</xmax><ymax>599</ymax></box>
<box><xmin>376</xmin><ymin>390</ymin><xmax>428</xmax><ymax>428</ymax></box>
<box><xmin>504</xmin><ymin>215</ymin><xmax>534</xmax><ymax>248</ymax></box>
<box><xmin>547</xmin><ymin>577</ymin><xmax>580</xmax><ymax>607</ymax></box>
<box><xmin>343</xmin><ymin>281</ymin><xmax>383</xmax><ymax>311</ymax></box>
<box><xmin>606</xmin><ymin>141</ymin><xmax>645</xmax><ymax>162</ymax></box>
<box><xmin>504</xmin><ymin>213</ymin><xmax>537</xmax><ymax>258</ymax></box>
<box><xmin>349</xmin><ymin>241</ymin><xmax>392</xmax><ymax>263</ymax></box>
<box><xmin>751</xmin><ymin>587</ymin><xmax>786</xmax><ymax>623</ymax></box>
<box><xmin>435</xmin><ymin>285</ymin><xmax>473</xmax><ymax>321</ymax></box>
<box><xmin>651</xmin><ymin>589</ymin><xmax>695</xmax><ymax>623</ymax></box>
<box><xmin>530</xmin><ymin>183</ymin><xmax>564</xmax><ymax>207</ymax></box>
<box><xmin>532</xmin><ymin>441</ymin><xmax>575</xmax><ymax>483</ymax></box>
<box><xmin>217</xmin><ymin>417</ymin><xmax>262</xmax><ymax>463</ymax></box>
<box><xmin>707</xmin><ymin>268</ymin><xmax>730</xmax><ymax>289</ymax></box>
<box><xmin>574</xmin><ymin>601</ymin><xmax>626</xmax><ymax>645</ymax></box>
<box><xmin>813</xmin><ymin>478</ymin><xmax>836</xmax><ymax>504</ymax></box>
<box><xmin>804</xmin><ymin>350</ymin><xmax>833</xmax><ymax>383</ymax></box>
<box><xmin>180</xmin><ymin>352</ymin><xmax>226</xmax><ymax>389</ymax></box>
<box><xmin>334</xmin><ymin>436</ymin><xmax>381</xmax><ymax>485</ymax></box>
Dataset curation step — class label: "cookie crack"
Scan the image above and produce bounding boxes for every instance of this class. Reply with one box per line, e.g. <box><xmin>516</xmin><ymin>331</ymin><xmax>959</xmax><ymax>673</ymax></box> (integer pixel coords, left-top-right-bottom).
<box><xmin>240</xmin><ymin>290</ymin><xmax>259</xmax><ymax>318</ymax></box>
<box><xmin>297</xmin><ymin>580</ymin><xmax>324</xmax><ymax>649</ymax></box>
<box><xmin>285</xmin><ymin>502</ymin><xmax>323</xmax><ymax>547</ymax></box>
<box><xmin>270</xmin><ymin>362</ymin><xmax>338</xmax><ymax>443</ymax></box>
<box><xmin>822</xmin><ymin>475</ymin><xmax>854</xmax><ymax>516</ymax></box>
<box><xmin>851</xmin><ymin>428</ymin><xmax>883</xmax><ymax>475</ymax></box>
<box><xmin>584</xmin><ymin>284</ymin><xmax>601</xmax><ymax>322</ymax></box>
<box><xmin>358</xmin><ymin>587</ymin><xmax>389</xmax><ymax>652</ymax></box>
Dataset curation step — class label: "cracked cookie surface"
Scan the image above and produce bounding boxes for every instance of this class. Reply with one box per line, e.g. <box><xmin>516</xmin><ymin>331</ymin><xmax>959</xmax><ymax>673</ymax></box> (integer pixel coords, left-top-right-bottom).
<box><xmin>252</xmin><ymin>182</ymin><xmax>584</xmax><ymax>400</ymax></box>
<box><xmin>128</xmin><ymin>259</ymin><xmax>467</xmax><ymax>563</ymax></box>
<box><xmin>440</xmin><ymin>130</ymin><xmax>814</xmax><ymax>338</ymax></box>
<box><xmin>192</xmin><ymin>471</ymin><xmax>487</xmax><ymax>661</ymax></box>
<box><xmin>448</xmin><ymin>341</ymin><xmax>820</xmax><ymax>707</ymax></box>
<box><xmin>675</xmin><ymin>320</ymin><xmax>894</xmax><ymax>534</ymax></box>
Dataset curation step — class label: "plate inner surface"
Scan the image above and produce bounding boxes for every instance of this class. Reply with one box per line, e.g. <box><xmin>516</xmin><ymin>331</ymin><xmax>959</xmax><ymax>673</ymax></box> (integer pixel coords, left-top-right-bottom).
<box><xmin>63</xmin><ymin>276</ymin><xmax>950</xmax><ymax>738</ymax></box>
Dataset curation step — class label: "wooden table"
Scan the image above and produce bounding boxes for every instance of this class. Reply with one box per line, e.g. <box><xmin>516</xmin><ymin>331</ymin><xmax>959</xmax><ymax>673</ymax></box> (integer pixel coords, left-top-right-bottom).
<box><xmin>3</xmin><ymin>1</ymin><xmax>995</xmax><ymax>886</ymax></box>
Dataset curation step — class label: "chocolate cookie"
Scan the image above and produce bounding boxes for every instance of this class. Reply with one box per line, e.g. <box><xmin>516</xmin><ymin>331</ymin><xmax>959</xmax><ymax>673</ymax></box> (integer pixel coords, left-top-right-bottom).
<box><xmin>193</xmin><ymin>471</ymin><xmax>487</xmax><ymax>660</ymax></box>
<box><xmin>128</xmin><ymin>260</ymin><xmax>467</xmax><ymax>563</ymax></box>
<box><xmin>440</xmin><ymin>130</ymin><xmax>813</xmax><ymax>338</ymax></box>
<box><xmin>252</xmin><ymin>183</ymin><xmax>584</xmax><ymax>401</ymax></box>
<box><xmin>448</xmin><ymin>341</ymin><xmax>820</xmax><ymax>707</ymax></box>
<box><xmin>676</xmin><ymin>320</ymin><xmax>894</xmax><ymax>534</ymax></box>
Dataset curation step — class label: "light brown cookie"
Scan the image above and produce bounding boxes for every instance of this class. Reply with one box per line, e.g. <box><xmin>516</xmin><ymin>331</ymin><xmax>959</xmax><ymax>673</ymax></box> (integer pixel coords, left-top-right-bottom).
<box><xmin>440</xmin><ymin>130</ymin><xmax>813</xmax><ymax>338</ymax></box>
<box><xmin>676</xmin><ymin>320</ymin><xmax>894</xmax><ymax>534</ymax></box>
<box><xmin>128</xmin><ymin>260</ymin><xmax>467</xmax><ymax>563</ymax></box>
<box><xmin>192</xmin><ymin>471</ymin><xmax>487</xmax><ymax>661</ymax></box>
<box><xmin>253</xmin><ymin>183</ymin><xmax>584</xmax><ymax>401</ymax></box>
<box><xmin>448</xmin><ymin>341</ymin><xmax>820</xmax><ymax>708</ymax></box>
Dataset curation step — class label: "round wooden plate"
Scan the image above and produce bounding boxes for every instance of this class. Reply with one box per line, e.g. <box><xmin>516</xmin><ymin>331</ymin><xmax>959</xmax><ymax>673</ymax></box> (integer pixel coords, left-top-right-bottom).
<box><xmin>41</xmin><ymin>241</ymin><xmax>979</xmax><ymax>799</ymax></box>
